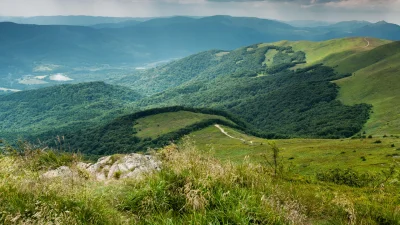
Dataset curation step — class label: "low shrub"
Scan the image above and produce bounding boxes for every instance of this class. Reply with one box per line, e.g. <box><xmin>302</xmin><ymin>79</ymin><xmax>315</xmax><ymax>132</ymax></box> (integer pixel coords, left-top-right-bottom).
<box><xmin>316</xmin><ymin>168</ymin><xmax>377</xmax><ymax>187</ymax></box>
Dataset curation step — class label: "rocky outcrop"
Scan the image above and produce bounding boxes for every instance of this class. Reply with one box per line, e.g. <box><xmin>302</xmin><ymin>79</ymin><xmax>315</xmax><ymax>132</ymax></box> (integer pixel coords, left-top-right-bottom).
<box><xmin>42</xmin><ymin>166</ymin><xmax>74</xmax><ymax>179</ymax></box>
<box><xmin>42</xmin><ymin>153</ymin><xmax>161</xmax><ymax>181</ymax></box>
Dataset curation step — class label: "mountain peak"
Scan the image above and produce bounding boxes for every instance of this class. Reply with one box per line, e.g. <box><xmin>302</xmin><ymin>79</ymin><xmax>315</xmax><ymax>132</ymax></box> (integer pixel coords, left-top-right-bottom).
<box><xmin>376</xmin><ymin>20</ymin><xmax>388</xmax><ymax>25</ymax></box>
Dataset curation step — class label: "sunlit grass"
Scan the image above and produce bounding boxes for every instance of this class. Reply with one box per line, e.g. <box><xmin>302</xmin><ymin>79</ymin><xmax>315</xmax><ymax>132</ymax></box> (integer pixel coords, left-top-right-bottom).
<box><xmin>335</xmin><ymin>43</ymin><xmax>400</xmax><ymax>135</ymax></box>
<box><xmin>1</xmin><ymin>138</ymin><xmax>399</xmax><ymax>224</ymax></box>
<box><xmin>134</xmin><ymin>110</ymin><xmax>233</xmax><ymax>138</ymax></box>
<box><xmin>189</xmin><ymin>125</ymin><xmax>400</xmax><ymax>175</ymax></box>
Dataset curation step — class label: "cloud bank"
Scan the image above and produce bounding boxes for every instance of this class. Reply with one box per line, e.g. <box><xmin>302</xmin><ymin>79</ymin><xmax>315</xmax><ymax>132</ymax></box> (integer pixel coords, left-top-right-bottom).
<box><xmin>0</xmin><ymin>0</ymin><xmax>398</xmax><ymax>23</ymax></box>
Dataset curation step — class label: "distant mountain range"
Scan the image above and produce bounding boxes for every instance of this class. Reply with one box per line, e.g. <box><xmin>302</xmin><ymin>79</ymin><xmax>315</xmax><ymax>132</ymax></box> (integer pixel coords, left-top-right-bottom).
<box><xmin>285</xmin><ymin>20</ymin><xmax>334</xmax><ymax>27</ymax></box>
<box><xmin>0</xmin><ymin>16</ymin><xmax>150</xmax><ymax>26</ymax></box>
<box><xmin>1</xmin><ymin>15</ymin><xmax>400</xmax><ymax>90</ymax></box>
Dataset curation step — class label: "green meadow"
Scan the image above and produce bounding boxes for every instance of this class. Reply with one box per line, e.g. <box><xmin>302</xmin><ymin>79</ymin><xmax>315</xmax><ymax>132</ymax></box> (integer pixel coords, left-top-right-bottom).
<box><xmin>134</xmin><ymin>111</ymin><xmax>232</xmax><ymax>139</ymax></box>
<box><xmin>189</xmin><ymin>125</ymin><xmax>400</xmax><ymax>175</ymax></box>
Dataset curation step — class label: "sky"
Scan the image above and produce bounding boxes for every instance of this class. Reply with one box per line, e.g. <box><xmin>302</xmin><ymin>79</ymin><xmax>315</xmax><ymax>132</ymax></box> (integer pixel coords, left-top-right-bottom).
<box><xmin>0</xmin><ymin>0</ymin><xmax>399</xmax><ymax>24</ymax></box>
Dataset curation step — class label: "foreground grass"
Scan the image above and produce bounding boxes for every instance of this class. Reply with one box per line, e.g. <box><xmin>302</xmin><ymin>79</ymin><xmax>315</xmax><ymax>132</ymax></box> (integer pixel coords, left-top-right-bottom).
<box><xmin>1</xmin><ymin>140</ymin><xmax>399</xmax><ymax>224</ymax></box>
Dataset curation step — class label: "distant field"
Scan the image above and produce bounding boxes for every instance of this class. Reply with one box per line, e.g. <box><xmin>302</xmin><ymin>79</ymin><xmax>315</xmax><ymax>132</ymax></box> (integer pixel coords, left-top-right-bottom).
<box><xmin>281</xmin><ymin>37</ymin><xmax>389</xmax><ymax>65</ymax></box>
<box><xmin>260</xmin><ymin>37</ymin><xmax>391</xmax><ymax>67</ymax></box>
<box><xmin>134</xmin><ymin>111</ymin><xmax>234</xmax><ymax>139</ymax></box>
<box><xmin>189</xmin><ymin>125</ymin><xmax>400</xmax><ymax>176</ymax></box>
<box><xmin>263</xmin><ymin>49</ymin><xmax>278</xmax><ymax>66</ymax></box>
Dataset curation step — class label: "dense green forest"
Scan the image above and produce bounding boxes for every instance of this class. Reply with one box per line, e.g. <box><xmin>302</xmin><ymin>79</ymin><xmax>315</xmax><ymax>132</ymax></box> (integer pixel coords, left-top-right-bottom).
<box><xmin>113</xmin><ymin>44</ymin><xmax>305</xmax><ymax>96</ymax></box>
<box><xmin>0</xmin><ymin>82</ymin><xmax>142</xmax><ymax>142</ymax></box>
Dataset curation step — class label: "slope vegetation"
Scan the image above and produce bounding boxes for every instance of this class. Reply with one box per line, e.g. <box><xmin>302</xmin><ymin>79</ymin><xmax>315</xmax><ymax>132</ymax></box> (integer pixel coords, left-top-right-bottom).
<box><xmin>261</xmin><ymin>39</ymin><xmax>400</xmax><ymax>135</ymax></box>
<box><xmin>2</xmin><ymin>38</ymin><xmax>398</xmax><ymax>145</ymax></box>
<box><xmin>334</xmin><ymin>41</ymin><xmax>400</xmax><ymax>135</ymax></box>
<box><xmin>129</xmin><ymin>39</ymin><xmax>374</xmax><ymax>138</ymax></box>
<box><xmin>265</xmin><ymin>37</ymin><xmax>391</xmax><ymax>67</ymax></box>
<box><xmin>61</xmin><ymin>106</ymin><xmax>245</xmax><ymax>155</ymax></box>
<box><xmin>1</xmin><ymin>139</ymin><xmax>399</xmax><ymax>224</ymax></box>
<box><xmin>190</xmin><ymin>125</ymin><xmax>400</xmax><ymax>175</ymax></box>
<box><xmin>0</xmin><ymin>82</ymin><xmax>142</xmax><ymax>141</ymax></box>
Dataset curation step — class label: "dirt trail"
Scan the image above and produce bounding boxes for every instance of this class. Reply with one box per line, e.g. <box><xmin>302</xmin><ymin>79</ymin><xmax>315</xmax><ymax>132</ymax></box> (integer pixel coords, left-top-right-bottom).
<box><xmin>364</xmin><ymin>38</ymin><xmax>370</xmax><ymax>48</ymax></box>
<box><xmin>214</xmin><ymin>124</ymin><xmax>253</xmax><ymax>144</ymax></box>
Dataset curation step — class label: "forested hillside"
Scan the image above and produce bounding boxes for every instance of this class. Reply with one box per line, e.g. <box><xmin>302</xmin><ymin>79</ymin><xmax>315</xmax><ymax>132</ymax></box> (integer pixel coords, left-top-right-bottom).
<box><xmin>136</xmin><ymin>65</ymin><xmax>370</xmax><ymax>138</ymax></box>
<box><xmin>2</xmin><ymin>38</ymin><xmax>398</xmax><ymax>149</ymax></box>
<box><xmin>59</xmin><ymin>107</ymin><xmax>245</xmax><ymax>155</ymax></box>
<box><xmin>0</xmin><ymin>82</ymin><xmax>141</xmax><ymax>141</ymax></box>
<box><xmin>122</xmin><ymin>40</ymin><xmax>373</xmax><ymax>138</ymax></box>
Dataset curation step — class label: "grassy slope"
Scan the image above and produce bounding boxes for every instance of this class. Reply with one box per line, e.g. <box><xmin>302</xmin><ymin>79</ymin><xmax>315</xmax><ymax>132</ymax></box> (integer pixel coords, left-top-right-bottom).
<box><xmin>260</xmin><ymin>38</ymin><xmax>399</xmax><ymax>135</ymax></box>
<box><xmin>263</xmin><ymin>49</ymin><xmax>278</xmax><ymax>66</ymax></box>
<box><xmin>2</xmin><ymin>141</ymin><xmax>399</xmax><ymax>224</ymax></box>
<box><xmin>189</xmin><ymin>125</ymin><xmax>400</xmax><ymax>175</ymax></box>
<box><xmin>334</xmin><ymin>42</ymin><xmax>400</xmax><ymax>135</ymax></box>
<box><xmin>261</xmin><ymin>37</ymin><xmax>391</xmax><ymax>66</ymax></box>
<box><xmin>134</xmin><ymin>111</ymin><xmax>233</xmax><ymax>138</ymax></box>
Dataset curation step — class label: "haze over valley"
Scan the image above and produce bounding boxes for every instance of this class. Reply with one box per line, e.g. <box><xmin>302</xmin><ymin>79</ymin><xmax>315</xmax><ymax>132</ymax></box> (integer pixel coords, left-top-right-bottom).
<box><xmin>1</xmin><ymin>15</ymin><xmax>400</xmax><ymax>92</ymax></box>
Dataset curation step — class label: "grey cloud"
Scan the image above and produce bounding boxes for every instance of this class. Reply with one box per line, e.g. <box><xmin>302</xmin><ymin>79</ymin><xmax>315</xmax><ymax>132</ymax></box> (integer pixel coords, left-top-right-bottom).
<box><xmin>207</xmin><ymin>0</ymin><xmax>339</xmax><ymax>3</ymax></box>
<box><xmin>0</xmin><ymin>0</ymin><xmax>398</xmax><ymax>24</ymax></box>
<box><xmin>206</xmin><ymin>0</ymin><xmax>391</xmax><ymax>5</ymax></box>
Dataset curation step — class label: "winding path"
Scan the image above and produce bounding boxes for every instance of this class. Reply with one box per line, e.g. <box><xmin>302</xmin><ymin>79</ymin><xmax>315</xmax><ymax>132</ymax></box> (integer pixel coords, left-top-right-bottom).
<box><xmin>214</xmin><ymin>124</ymin><xmax>253</xmax><ymax>144</ymax></box>
<box><xmin>364</xmin><ymin>38</ymin><xmax>370</xmax><ymax>48</ymax></box>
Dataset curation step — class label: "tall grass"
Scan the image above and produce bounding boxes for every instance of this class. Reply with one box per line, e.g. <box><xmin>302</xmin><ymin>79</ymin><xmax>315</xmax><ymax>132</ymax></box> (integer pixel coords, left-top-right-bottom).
<box><xmin>0</xmin><ymin>138</ymin><xmax>399</xmax><ymax>224</ymax></box>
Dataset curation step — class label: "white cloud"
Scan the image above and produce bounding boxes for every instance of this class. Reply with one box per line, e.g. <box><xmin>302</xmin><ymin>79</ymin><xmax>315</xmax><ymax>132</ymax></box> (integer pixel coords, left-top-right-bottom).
<box><xmin>49</xmin><ymin>73</ymin><xmax>73</xmax><ymax>81</ymax></box>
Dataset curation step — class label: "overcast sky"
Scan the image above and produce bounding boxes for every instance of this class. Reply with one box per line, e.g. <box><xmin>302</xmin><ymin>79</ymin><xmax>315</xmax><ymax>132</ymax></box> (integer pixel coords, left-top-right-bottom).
<box><xmin>0</xmin><ymin>0</ymin><xmax>399</xmax><ymax>24</ymax></box>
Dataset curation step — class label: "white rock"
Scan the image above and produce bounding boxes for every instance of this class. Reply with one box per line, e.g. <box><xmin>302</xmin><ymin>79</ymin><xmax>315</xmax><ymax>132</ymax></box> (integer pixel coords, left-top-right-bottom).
<box><xmin>42</xmin><ymin>153</ymin><xmax>161</xmax><ymax>181</ymax></box>
<box><xmin>42</xmin><ymin>166</ymin><xmax>74</xmax><ymax>179</ymax></box>
<box><xmin>77</xmin><ymin>162</ymin><xmax>91</xmax><ymax>170</ymax></box>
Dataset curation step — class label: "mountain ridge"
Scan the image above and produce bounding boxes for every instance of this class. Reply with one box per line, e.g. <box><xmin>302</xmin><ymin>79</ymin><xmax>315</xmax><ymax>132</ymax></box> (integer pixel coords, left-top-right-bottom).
<box><xmin>2</xmin><ymin>16</ymin><xmax>400</xmax><ymax>91</ymax></box>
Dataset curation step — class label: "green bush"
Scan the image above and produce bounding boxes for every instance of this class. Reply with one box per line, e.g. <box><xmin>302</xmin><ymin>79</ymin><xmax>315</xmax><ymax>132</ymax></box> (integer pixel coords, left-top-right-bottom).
<box><xmin>316</xmin><ymin>168</ymin><xmax>377</xmax><ymax>187</ymax></box>
<box><xmin>9</xmin><ymin>141</ymin><xmax>80</xmax><ymax>171</ymax></box>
